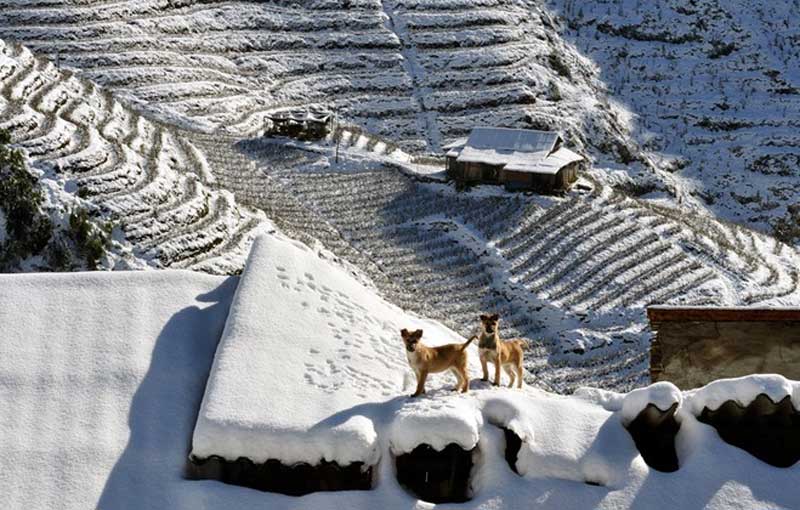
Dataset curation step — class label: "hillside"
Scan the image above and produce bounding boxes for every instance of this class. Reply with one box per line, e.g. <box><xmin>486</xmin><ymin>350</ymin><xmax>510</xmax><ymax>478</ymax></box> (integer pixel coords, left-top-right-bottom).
<box><xmin>549</xmin><ymin>0</ymin><xmax>800</xmax><ymax>243</ymax></box>
<box><xmin>0</xmin><ymin>40</ymin><xmax>268</xmax><ymax>273</ymax></box>
<box><xmin>0</xmin><ymin>0</ymin><xmax>642</xmax><ymax>160</ymax></box>
<box><xmin>1</xmin><ymin>1</ymin><xmax>799</xmax><ymax>393</ymax></box>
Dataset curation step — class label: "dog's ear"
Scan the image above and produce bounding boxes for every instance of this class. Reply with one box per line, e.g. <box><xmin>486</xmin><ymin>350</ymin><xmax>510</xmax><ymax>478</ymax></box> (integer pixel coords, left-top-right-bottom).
<box><xmin>400</xmin><ymin>328</ymin><xmax>409</xmax><ymax>338</ymax></box>
<box><xmin>479</xmin><ymin>314</ymin><xmax>487</xmax><ymax>321</ymax></box>
<box><xmin>414</xmin><ymin>329</ymin><xmax>424</xmax><ymax>338</ymax></box>
<box><xmin>490</xmin><ymin>313</ymin><xmax>499</xmax><ymax>321</ymax></box>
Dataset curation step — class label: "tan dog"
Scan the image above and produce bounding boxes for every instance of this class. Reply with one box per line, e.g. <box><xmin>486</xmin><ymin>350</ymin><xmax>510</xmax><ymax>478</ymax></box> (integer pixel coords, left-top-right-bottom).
<box><xmin>477</xmin><ymin>314</ymin><xmax>526</xmax><ymax>388</ymax></box>
<box><xmin>401</xmin><ymin>328</ymin><xmax>475</xmax><ymax>397</ymax></box>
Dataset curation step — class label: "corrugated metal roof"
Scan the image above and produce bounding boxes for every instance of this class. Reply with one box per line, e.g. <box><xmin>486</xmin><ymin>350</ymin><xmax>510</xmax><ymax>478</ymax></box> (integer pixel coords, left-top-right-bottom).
<box><xmin>465</xmin><ymin>127</ymin><xmax>559</xmax><ymax>153</ymax></box>
<box><xmin>448</xmin><ymin>127</ymin><xmax>581</xmax><ymax>175</ymax></box>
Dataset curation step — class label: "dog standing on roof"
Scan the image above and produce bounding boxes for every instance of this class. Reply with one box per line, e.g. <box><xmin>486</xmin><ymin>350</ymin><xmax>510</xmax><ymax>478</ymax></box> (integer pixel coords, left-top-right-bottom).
<box><xmin>477</xmin><ymin>314</ymin><xmax>526</xmax><ymax>388</ymax></box>
<box><xmin>401</xmin><ymin>328</ymin><xmax>475</xmax><ymax>397</ymax></box>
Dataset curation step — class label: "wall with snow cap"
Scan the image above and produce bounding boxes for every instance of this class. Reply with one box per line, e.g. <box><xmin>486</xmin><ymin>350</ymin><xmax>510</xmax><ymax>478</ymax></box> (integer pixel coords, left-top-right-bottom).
<box><xmin>648</xmin><ymin>307</ymin><xmax>800</xmax><ymax>388</ymax></box>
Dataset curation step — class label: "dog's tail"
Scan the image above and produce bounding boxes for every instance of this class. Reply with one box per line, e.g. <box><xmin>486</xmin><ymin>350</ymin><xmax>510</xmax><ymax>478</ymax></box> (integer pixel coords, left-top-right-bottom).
<box><xmin>460</xmin><ymin>335</ymin><xmax>477</xmax><ymax>351</ymax></box>
<box><xmin>514</xmin><ymin>339</ymin><xmax>529</xmax><ymax>350</ymax></box>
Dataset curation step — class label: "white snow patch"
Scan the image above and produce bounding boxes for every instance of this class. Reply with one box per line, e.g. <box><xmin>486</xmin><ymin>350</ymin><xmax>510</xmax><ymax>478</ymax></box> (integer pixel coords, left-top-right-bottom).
<box><xmin>621</xmin><ymin>381</ymin><xmax>682</xmax><ymax>425</ymax></box>
<box><xmin>1</xmin><ymin>264</ymin><xmax>799</xmax><ymax>509</ymax></box>
<box><xmin>685</xmin><ymin>374</ymin><xmax>800</xmax><ymax>415</ymax></box>
<box><xmin>390</xmin><ymin>393</ymin><xmax>482</xmax><ymax>454</ymax></box>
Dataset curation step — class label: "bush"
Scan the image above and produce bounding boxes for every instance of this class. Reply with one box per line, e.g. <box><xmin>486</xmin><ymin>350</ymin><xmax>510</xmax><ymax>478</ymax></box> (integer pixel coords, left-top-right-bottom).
<box><xmin>547</xmin><ymin>81</ymin><xmax>562</xmax><ymax>101</ymax></box>
<box><xmin>0</xmin><ymin>128</ymin><xmax>53</xmax><ymax>266</ymax></box>
<box><xmin>0</xmin><ymin>129</ymin><xmax>110</xmax><ymax>270</ymax></box>
<box><xmin>68</xmin><ymin>208</ymin><xmax>108</xmax><ymax>270</ymax></box>
<box><xmin>46</xmin><ymin>234</ymin><xmax>73</xmax><ymax>271</ymax></box>
<box><xmin>547</xmin><ymin>52</ymin><xmax>571</xmax><ymax>79</ymax></box>
<box><xmin>708</xmin><ymin>41</ymin><xmax>737</xmax><ymax>59</ymax></box>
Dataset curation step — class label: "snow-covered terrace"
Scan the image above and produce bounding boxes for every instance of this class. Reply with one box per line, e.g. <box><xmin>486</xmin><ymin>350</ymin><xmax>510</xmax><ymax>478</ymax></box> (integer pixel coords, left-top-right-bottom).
<box><xmin>1</xmin><ymin>234</ymin><xmax>798</xmax><ymax>509</ymax></box>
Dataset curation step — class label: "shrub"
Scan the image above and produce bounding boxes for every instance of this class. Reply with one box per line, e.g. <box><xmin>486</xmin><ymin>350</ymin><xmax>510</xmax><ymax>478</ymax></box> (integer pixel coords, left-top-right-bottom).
<box><xmin>547</xmin><ymin>52</ymin><xmax>572</xmax><ymax>79</ymax></box>
<box><xmin>0</xmin><ymin>128</ymin><xmax>53</xmax><ymax>266</ymax></box>
<box><xmin>68</xmin><ymin>207</ymin><xmax>108</xmax><ymax>270</ymax></box>
<box><xmin>708</xmin><ymin>41</ymin><xmax>737</xmax><ymax>59</ymax></box>
<box><xmin>547</xmin><ymin>81</ymin><xmax>562</xmax><ymax>101</ymax></box>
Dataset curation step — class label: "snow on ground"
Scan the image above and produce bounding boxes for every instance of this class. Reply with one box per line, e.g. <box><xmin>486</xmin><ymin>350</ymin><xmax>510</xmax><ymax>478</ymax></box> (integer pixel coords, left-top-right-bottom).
<box><xmin>1</xmin><ymin>238</ymin><xmax>799</xmax><ymax>509</ymax></box>
<box><xmin>0</xmin><ymin>269</ymin><xmax>238</xmax><ymax>508</ymax></box>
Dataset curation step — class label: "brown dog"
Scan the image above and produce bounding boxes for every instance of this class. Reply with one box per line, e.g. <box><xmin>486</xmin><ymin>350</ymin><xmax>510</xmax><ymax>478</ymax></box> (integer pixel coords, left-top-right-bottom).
<box><xmin>477</xmin><ymin>314</ymin><xmax>526</xmax><ymax>388</ymax></box>
<box><xmin>401</xmin><ymin>328</ymin><xmax>475</xmax><ymax>397</ymax></box>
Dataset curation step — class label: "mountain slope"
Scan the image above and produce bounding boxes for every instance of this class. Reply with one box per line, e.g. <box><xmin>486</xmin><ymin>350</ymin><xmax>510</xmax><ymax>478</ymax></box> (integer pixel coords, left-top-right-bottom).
<box><xmin>0</xmin><ymin>0</ymin><xmax>643</xmax><ymax>163</ymax></box>
<box><xmin>549</xmin><ymin>0</ymin><xmax>800</xmax><ymax>244</ymax></box>
<box><xmin>1</xmin><ymin>0</ymin><xmax>799</xmax><ymax>393</ymax></box>
<box><xmin>204</xmin><ymin>135</ymin><xmax>800</xmax><ymax>392</ymax></box>
<box><xmin>0</xmin><ymin>39</ymin><xmax>268</xmax><ymax>273</ymax></box>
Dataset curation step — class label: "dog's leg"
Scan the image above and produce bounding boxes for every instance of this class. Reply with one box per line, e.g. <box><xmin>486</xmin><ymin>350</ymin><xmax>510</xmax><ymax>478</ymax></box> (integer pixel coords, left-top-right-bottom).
<box><xmin>493</xmin><ymin>358</ymin><xmax>502</xmax><ymax>386</ymax></box>
<box><xmin>504</xmin><ymin>365</ymin><xmax>515</xmax><ymax>388</ymax></box>
<box><xmin>480</xmin><ymin>354</ymin><xmax>489</xmax><ymax>382</ymax></box>
<box><xmin>458</xmin><ymin>360</ymin><xmax>469</xmax><ymax>393</ymax></box>
<box><xmin>451</xmin><ymin>368</ymin><xmax>463</xmax><ymax>392</ymax></box>
<box><xmin>515</xmin><ymin>363</ymin><xmax>524</xmax><ymax>388</ymax></box>
<box><xmin>412</xmin><ymin>370</ymin><xmax>428</xmax><ymax>397</ymax></box>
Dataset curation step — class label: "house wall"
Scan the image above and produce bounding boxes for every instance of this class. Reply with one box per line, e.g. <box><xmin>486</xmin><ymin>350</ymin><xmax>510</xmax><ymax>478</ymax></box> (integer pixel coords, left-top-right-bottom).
<box><xmin>648</xmin><ymin>309</ymin><xmax>800</xmax><ymax>389</ymax></box>
<box><xmin>447</xmin><ymin>158</ymin><xmax>580</xmax><ymax>193</ymax></box>
<box><xmin>557</xmin><ymin>162</ymin><xmax>580</xmax><ymax>189</ymax></box>
<box><xmin>448</xmin><ymin>160</ymin><xmax>502</xmax><ymax>184</ymax></box>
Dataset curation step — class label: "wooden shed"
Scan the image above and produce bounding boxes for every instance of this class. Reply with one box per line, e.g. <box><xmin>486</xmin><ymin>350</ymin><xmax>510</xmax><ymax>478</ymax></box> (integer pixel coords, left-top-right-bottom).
<box><xmin>443</xmin><ymin>127</ymin><xmax>583</xmax><ymax>193</ymax></box>
<box><xmin>265</xmin><ymin>106</ymin><xmax>333</xmax><ymax>141</ymax></box>
<box><xmin>647</xmin><ymin>306</ymin><xmax>800</xmax><ymax>389</ymax></box>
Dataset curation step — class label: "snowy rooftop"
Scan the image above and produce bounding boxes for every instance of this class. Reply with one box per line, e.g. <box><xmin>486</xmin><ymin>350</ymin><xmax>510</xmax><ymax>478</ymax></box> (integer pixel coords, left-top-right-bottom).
<box><xmin>191</xmin><ymin>234</ymin><xmax>481</xmax><ymax>466</ymax></box>
<box><xmin>1</xmin><ymin>237</ymin><xmax>799</xmax><ymax>509</ymax></box>
<box><xmin>445</xmin><ymin>127</ymin><xmax>583</xmax><ymax>175</ymax></box>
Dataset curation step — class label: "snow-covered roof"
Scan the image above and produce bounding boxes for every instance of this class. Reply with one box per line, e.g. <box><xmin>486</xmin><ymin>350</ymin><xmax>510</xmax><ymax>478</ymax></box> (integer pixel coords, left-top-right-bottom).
<box><xmin>2</xmin><ymin>239</ymin><xmax>799</xmax><ymax>509</ymax></box>
<box><xmin>191</xmin><ymin>234</ymin><xmax>481</xmax><ymax>466</ymax></box>
<box><xmin>267</xmin><ymin>106</ymin><xmax>332</xmax><ymax>123</ymax></box>
<box><xmin>441</xmin><ymin>136</ymin><xmax>469</xmax><ymax>151</ymax></box>
<box><xmin>468</xmin><ymin>127</ymin><xmax>560</xmax><ymax>153</ymax></box>
<box><xmin>447</xmin><ymin>127</ymin><xmax>583</xmax><ymax>175</ymax></box>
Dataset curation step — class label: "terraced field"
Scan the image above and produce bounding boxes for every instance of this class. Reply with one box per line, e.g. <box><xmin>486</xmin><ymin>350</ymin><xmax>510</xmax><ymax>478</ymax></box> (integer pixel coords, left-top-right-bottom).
<box><xmin>0</xmin><ymin>40</ymin><xmax>266</xmax><ymax>273</ymax></box>
<box><xmin>194</xmin><ymin>135</ymin><xmax>800</xmax><ymax>392</ymax></box>
<box><xmin>0</xmin><ymin>0</ymin><xmax>639</xmax><ymax>159</ymax></box>
<box><xmin>551</xmin><ymin>0</ymin><xmax>800</xmax><ymax>243</ymax></box>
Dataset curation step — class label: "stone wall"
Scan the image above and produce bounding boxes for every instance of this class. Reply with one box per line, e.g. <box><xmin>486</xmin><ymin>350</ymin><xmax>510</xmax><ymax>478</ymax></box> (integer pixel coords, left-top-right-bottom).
<box><xmin>648</xmin><ymin>307</ymin><xmax>800</xmax><ymax>389</ymax></box>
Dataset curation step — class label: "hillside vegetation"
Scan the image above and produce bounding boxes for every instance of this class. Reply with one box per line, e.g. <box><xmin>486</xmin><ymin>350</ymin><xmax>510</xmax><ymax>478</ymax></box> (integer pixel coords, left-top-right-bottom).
<box><xmin>551</xmin><ymin>0</ymin><xmax>800</xmax><ymax>243</ymax></box>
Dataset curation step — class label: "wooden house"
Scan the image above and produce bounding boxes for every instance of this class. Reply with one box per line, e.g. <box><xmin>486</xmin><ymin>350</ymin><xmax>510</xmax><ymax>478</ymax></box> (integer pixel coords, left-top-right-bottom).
<box><xmin>443</xmin><ymin>127</ymin><xmax>583</xmax><ymax>192</ymax></box>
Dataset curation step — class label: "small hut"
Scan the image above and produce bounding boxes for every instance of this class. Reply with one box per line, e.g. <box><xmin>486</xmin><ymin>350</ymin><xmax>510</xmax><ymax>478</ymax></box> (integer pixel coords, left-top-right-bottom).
<box><xmin>443</xmin><ymin>127</ymin><xmax>583</xmax><ymax>193</ymax></box>
<box><xmin>265</xmin><ymin>106</ymin><xmax>333</xmax><ymax>141</ymax></box>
